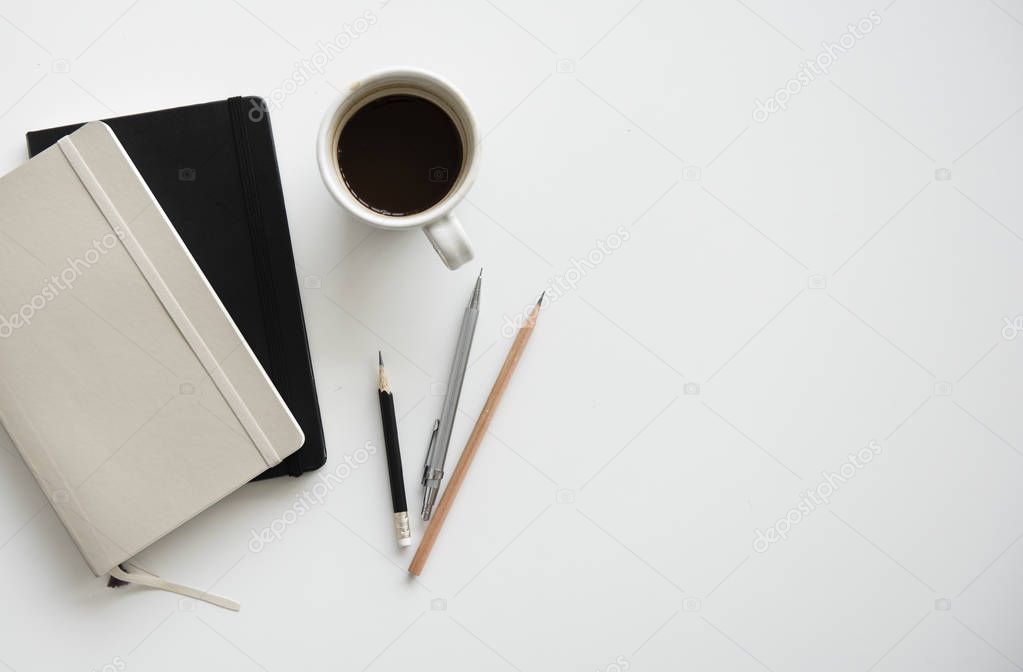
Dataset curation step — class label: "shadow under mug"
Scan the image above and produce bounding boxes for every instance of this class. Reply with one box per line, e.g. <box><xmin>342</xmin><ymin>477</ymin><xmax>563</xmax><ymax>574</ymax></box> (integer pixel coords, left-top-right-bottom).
<box><xmin>317</xmin><ymin>68</ymin><xmax>479</xmax><ymax>270</ymax></box>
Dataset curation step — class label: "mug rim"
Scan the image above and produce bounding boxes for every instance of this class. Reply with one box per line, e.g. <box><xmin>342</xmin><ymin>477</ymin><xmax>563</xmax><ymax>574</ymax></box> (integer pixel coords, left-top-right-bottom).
<box><xmin>316</xmin><ymin>67</ymin><xmax>479</xmax><ymax>231</ymax></box>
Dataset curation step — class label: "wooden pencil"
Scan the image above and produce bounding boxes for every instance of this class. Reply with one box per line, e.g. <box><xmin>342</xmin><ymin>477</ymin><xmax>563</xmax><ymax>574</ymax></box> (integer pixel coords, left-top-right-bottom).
<box><xmin>378</xmin><ymin>352</ymin><xmax>411</xmax><ymax>548</ymax></box>
<box><xmin>409</xmin><ymin>293</ymin><xmax>544</xmax><ymax>576</ymax></box>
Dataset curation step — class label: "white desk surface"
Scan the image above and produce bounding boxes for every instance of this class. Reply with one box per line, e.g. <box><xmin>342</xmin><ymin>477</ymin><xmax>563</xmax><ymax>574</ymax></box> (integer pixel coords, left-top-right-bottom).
<box><xmin>2</xmin><ymin>1</ymin><xmax>1023</xmax><ymax>670</ymax></box>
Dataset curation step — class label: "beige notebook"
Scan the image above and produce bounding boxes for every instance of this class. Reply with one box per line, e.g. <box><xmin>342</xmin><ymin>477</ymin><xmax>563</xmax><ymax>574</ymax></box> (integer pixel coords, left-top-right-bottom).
<box><xmin>0</xmin><ymin>122</ymin><xmax>303</xmax><ymax>607</ymax></box>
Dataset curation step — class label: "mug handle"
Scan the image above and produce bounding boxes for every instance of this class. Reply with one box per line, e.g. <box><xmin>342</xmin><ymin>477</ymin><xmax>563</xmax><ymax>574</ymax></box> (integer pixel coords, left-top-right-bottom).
<box><xmin>424</xmin><ymin>214</ymin><xmax>474</xmax><ymax>270</ymax></box>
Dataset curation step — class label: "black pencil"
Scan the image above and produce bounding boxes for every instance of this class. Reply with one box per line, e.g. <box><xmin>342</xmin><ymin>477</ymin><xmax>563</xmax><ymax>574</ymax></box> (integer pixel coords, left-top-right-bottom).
<box><xmin>378</xmin><ymin>352</ymin><xmax>411</xmax><ymax>548</ymax></box>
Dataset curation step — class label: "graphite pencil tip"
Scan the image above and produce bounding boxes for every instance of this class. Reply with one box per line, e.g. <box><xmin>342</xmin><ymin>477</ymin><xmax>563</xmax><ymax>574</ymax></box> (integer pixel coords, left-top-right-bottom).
<box><xmin>378</xmin><ymin>352</ymin><xmax>391</xmax><ymax>392</ymax></box>
<box><xmin>536</xmin><ymin>291</ymin><xmax>545</xmax><ymax>306</ymax></box>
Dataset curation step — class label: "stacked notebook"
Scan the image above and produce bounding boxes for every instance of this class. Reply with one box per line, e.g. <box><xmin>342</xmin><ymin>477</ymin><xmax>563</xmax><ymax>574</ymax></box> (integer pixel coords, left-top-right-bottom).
<box><xmin>0</xmin><ymin>99</ymin><xmax>328</xmax><ymax>609</ymax></box>
<box><xmin>0</xmin><ymin>122</ymin><xmax>305</xmax><ymax>608</ymax></box>
<box><xmin>26</xmin><ymin>97</ymin><xmax>326</xmax><ymax>480</ymax></box>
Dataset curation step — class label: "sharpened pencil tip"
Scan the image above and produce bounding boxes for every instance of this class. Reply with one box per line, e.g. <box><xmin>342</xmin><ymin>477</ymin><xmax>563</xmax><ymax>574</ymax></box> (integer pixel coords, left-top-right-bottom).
<box><xmin>378</xmin><ymin>351</ymin><xmax>391</xmax><ymax>392</ymax></box>
<box><xmin>537</xmin><ymin>291</ymin><xmax>545</xmax><ymax>306</ymax></box>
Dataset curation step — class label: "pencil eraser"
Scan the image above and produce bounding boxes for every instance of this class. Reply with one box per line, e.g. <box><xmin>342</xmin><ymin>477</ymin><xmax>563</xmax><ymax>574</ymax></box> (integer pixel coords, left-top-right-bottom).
<box><xmin>394</xmin><ymin>511</ymin><xmax>412</xmax><ymax>548</ymax></box>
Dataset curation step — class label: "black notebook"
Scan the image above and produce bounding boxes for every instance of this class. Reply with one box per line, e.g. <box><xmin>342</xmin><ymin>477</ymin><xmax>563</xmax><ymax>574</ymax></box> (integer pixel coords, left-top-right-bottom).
<box><xmin>26</xmin><ymin>97</ymin><xmax>326</xmax><ymax>480</ymax></box>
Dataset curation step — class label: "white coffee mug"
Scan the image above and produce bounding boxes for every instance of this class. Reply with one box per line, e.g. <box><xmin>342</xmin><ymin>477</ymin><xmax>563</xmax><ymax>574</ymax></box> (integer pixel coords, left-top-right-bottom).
<box><xmin>317</xmin><ymin>68</ymin><xmax>478</xmax><ymax>270</ymax></box>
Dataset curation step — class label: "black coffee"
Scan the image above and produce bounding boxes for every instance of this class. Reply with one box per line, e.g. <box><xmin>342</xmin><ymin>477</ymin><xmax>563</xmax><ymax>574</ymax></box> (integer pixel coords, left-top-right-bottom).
<box><xmin>338</xmin><ymin>94</ymin><xmax>463</xmax><ymax>216</ymax></box>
